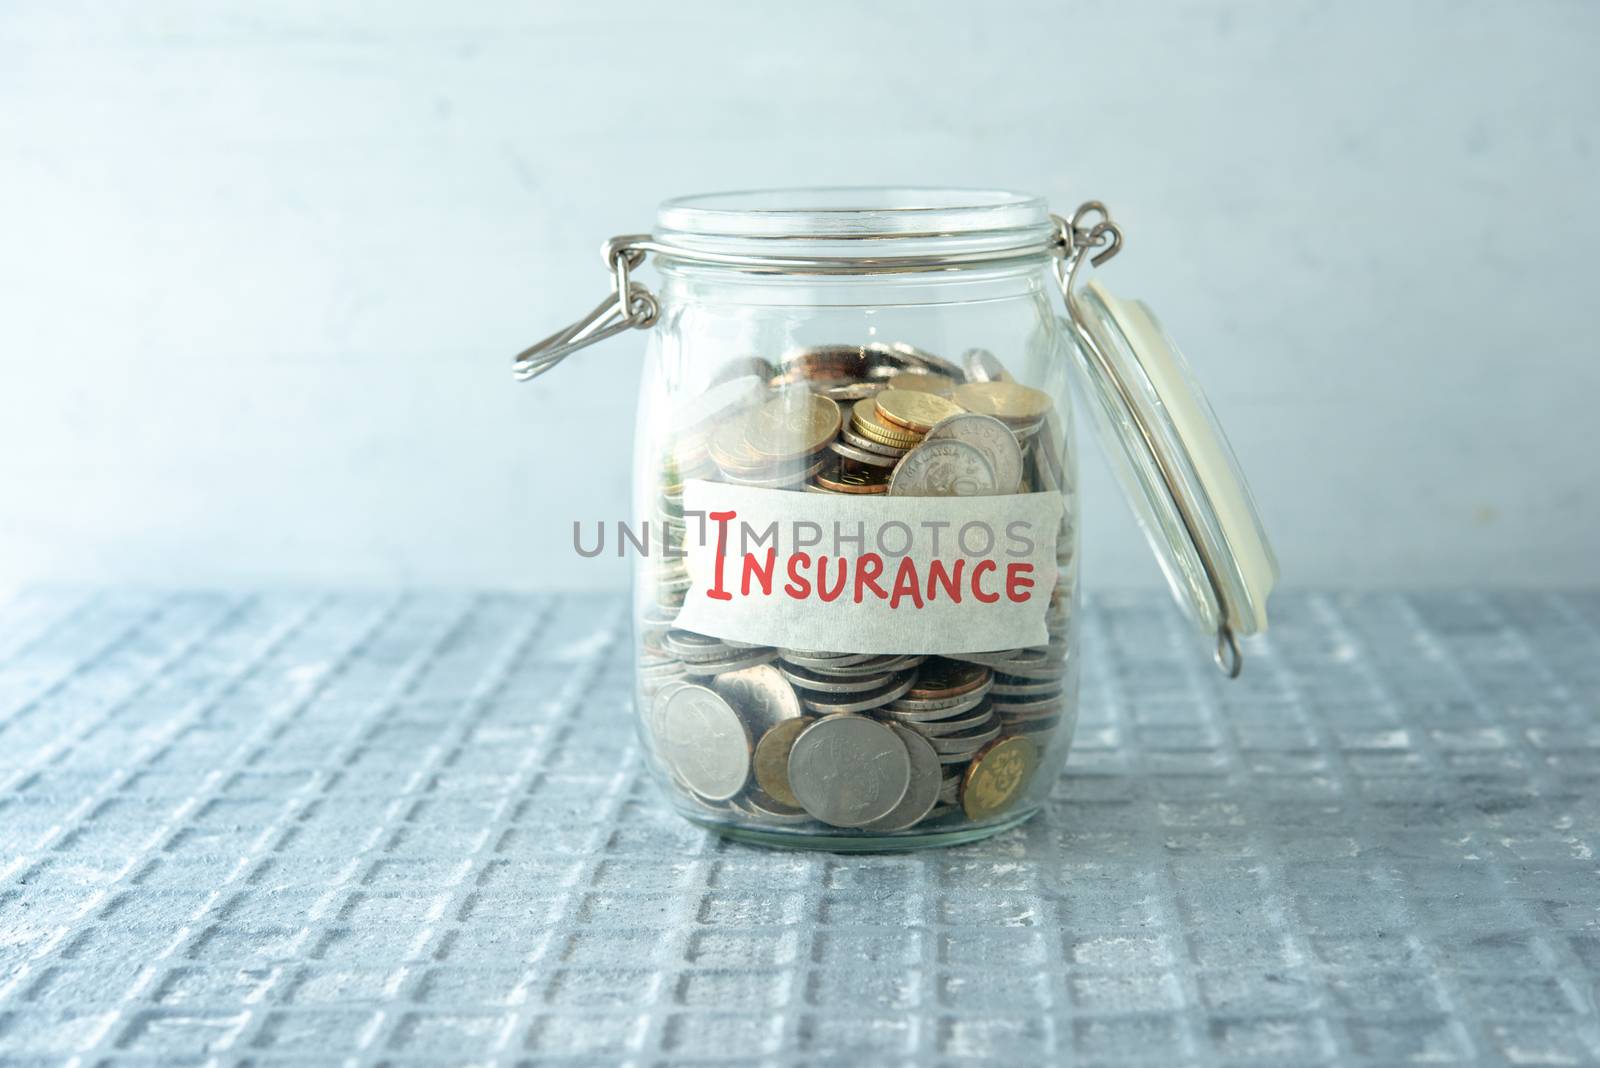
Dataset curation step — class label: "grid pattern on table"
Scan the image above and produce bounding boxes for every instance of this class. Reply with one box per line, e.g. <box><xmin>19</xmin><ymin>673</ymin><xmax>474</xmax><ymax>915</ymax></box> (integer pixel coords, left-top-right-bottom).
<box><xmin>0</xmin><ymin>590</ymin><xmax>1597</xmax><ymax>1066</ymax></box>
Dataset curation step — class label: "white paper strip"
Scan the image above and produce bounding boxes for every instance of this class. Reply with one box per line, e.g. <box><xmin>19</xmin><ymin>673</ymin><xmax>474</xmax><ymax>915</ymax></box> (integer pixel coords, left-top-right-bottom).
<box><xmin>673</xmin><ymin>480</ymin><xmax>1063</xmax><ymax>655</ymax></box>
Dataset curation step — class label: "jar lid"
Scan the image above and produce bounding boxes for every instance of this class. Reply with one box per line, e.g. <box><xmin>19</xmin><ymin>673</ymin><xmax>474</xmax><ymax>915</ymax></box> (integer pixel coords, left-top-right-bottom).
<box><xmin>1067</xmin><ymin>278</ymin><xmax>1278</xmax><ymax>674</ymax></box>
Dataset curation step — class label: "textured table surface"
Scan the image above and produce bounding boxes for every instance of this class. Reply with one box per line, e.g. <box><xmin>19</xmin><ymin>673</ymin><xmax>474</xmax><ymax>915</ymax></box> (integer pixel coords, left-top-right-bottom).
<box><xmin>1</xmin><ymin>591</ymin><xmax>1598</xmax><ymax>1067</ymax></box>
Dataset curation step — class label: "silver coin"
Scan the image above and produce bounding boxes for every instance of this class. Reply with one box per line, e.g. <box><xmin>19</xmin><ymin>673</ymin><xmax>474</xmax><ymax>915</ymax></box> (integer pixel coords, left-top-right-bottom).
<box><xmin>939</xmin><ymin>772</ymin><xmax>962</xmax><ymax>805</ymax></box>
<box><xmin>888</xmin><ymin>439</ymin><xmax>998</xmax><ymax>497</ymax></box>
<box><xmin>885</xmin><ymin>676</ymin><xmax>995</xmax><ymax>713</ymax></box>
<box><xmin>841</xmin><ymin>427</ymin><xmax>909</xmax><ymax>458</ymax></box>
<box><xmin>657</xmin><ymin>684</ymin><xmax>751</xmax><ymax>802</ymax></box>
<box><xmin>799</xmin><ymin>671</ymin><xmax>915</xmax><ymax>714</ymax></box>
<box><xmin>679</xmin><ymin>647</ymin><xmax>779</xmax><ymax>677</ymax></box>
<box><xmin>829</xmin><ymin>439</ymin><xmax>899</xmax><ymax>468</ymax></box>
<box><xmin>882</xmin><ymin>690</ymin><xmax>991</xmax><ymax>724</ymax></box>
<box><xmin>778</xmin><ymin>662</ymin><xmax>895</xmax><ymax>694</ymax></box>
<box><xmin>922</xmin><ymin>413</ymin><xmax>1025</xmax><ymax>495</ymax></box>
<box><xmin>732</xmin><ymin>790</ymin><xmax>811</xmax><ymax>825</ymax></box>
<box><xmin>786</xmin><ymin>714</ymin><xmax>911</xmax><ymax>828</ymax></box>
<box><xmin>779</xmin><ymin>650</ymin><xmax>882</xmax><ymax>670</ymax></box>
<box><xmin>927</xmin><ymin>719</ymin><xmax>1002</xmax><ymax>756</ymax></box>
<box><xmin>711</xmin><ymin>664</ymin><xmax>803</xmax><ymax>736</ymax></box>
<box><xmin>990</xmin><ymin>694</ymin><xmax>1065</xmax><ymax>717</ymax></box>
<box><xmin>962</xmin><ymin>347</ymin><xmax>1012</xmax><ymax>383</ymax></box>
<box><xmin>881</xmin><ymin>341</ymin><xmax>966</xmax><ymax>381</ymax></box>
<box><xmin>720</xmin><ymin>455</ymin><xmax>828</xmax><ymax>489</ymax></box>
<box><xmin>819</xmin><ymin>380</ymin><xmax>882</xmax><ymax>403</ymax></box>
<box><xmin>662</xmin><ymin>630</ymin><xmax>734</xmax><ymax>663</ymax></box>
<box><xmin>808</xmin><ymin>653</ymin><xmax>925</xmax><ymax>678</ymax></box>
<box><xmin>859</xmin><ymin>724</ymin><xmax>942</xmax><ymax>832</ymax></box>
<box><xmin>990</xmin><ymin>678</ymin><xmax>1062</xmax><ymax>698</ymax></box>
<box><xmin>906</xmin><ymin>705</ymin><xmax>996</xmax><ymax>738</ymax></box>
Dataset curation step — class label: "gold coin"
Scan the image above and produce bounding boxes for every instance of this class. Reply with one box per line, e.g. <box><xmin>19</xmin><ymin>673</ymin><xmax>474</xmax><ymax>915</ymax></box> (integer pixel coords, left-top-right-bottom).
<box><xmin>950</xmin><ymin>381</ymin><xmax>1053</xmax><ymax>424</ymax></box>
<box><xmin>875</xmin><ymin>389</ymin><xmax>966</xmax><ymax>434</ymax></box>
<box><xmin>884</xmin><ymin>371</ymin><xmax>956</xmax><ymax>397</ymax></box>
<box><xmin>960</xmin><ymin>736</ymin><xmax>1040</xmax><ymax>820</ymax></box>
<box><xmin>708</xmin><ymin>415</ymin><xmax>769</xmax><ymax>475</ymax></box>
<box><xmin>745</xmin><ymin>391</ymin><xmax>842</xmax><ymax>461</ymax></box>
<box><xmin>849</xmin><ymin>399</ymin><xmax>922</xmax><ymax>447</ymax></box>
<box><xmin>753</xmin><ymin>717</ymin><xmax>813</xmax><ymax>808</ymax></box>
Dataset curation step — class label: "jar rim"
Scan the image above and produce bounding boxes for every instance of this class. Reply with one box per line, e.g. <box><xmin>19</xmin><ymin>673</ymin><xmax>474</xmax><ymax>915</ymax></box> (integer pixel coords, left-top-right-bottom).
<box><xmin>657</xmin><ymin>187</ymin><xmax>1050</xmax><ymax>240</ymax></box>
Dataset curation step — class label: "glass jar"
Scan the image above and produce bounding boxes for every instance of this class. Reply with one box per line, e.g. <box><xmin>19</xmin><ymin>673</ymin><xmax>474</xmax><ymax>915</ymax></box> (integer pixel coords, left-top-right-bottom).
<box><xmin>514</xmin><ymin>187</ymin><xmax>1277</xmax><ymax>851</ymax></box>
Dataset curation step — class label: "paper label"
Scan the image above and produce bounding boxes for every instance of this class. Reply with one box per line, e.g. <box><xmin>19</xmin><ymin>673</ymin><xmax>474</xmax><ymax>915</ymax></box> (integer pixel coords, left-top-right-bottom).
<box><xmin>673</xmin><ymin>480</ymin><xmax>1062</xmax><ymax>655</ymax></box>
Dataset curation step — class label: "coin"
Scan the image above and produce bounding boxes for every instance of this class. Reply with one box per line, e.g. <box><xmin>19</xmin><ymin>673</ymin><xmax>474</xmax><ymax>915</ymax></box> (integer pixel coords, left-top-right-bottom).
<box><xmin>927</xmin><ymin>719</ymin><xmax>1001</xmax><ymax>755</ymax></box>
<box><xmin>657</xmin><ymin>684</ymin><xmax>752</xmax><ymax>802</ymax></box>
<box><xmin>849</xmin><ymin>398</ymin><xmax>923</xmax><ymax>447</ymax></box>
<box><xmin>778</xmin><ymin>662</ymin><xmax>896</xmax><ymax>694</ymax></box>
<box><xmin>711</xmin><ymin>664</ymin><xmax>803</xmax><ymax>736</ymax></box>
<box><xmin>960</xmin><ymin>735</ymin><xmax>1040</xmax><ymax>820</ymax></box>
<box><xmin>679</xmin><ymin>647</ymin><xmax>779</xmax><ymax>677</ymax></box>
<box><xmin>720</xmin><ymin>455</ymin><xmax>828</xmax><ymax>489</ymax></box>
<box><xmin>798</xmin><ymin>671</ymin><xmax>915</xmax><ymax>714</ymax></box>
<box><xmin>814</xmin><ymin>459</ymin><xmax>890</xmax><ymax>494</ymax></box>
<box><xmin>922</xmin><ymin>413</ymin><xmax>1025</xmax><ymax>495</ymax></box>
<box><xmin>753</xmin><ymin>716</ymin><xmax>813</xmax><ymax>809</ymax></box>
<box><xmin>963</xmin><ymin>347</ymin><xmax>1012</xmax><ymax>383</ymax></box>
<box><xmin>840</xmin><ymin>426</ymin><xmax>909</xmax><ymax>458</ymax></box>
<box><xmin>887</xmin><ymin>439</ymin><xmax>998</xmax><ymax>497</ymax></box>
<box><xmin>907</xmin><ymin>659</ymin><xmax>991</xmax><ymax>701</ymax></box>
<box><xmin>859</xmin><ymin>724</ymin><xmax>942</xmax><ymax>832</ymax></box>
<box><xmin>950</xmin><ymin>381</ymin><xmax>1053</xmax><ymax>425</ymax></box>
<box><xmin>708</xmin><ymin>415</ymin><xmax>770</xmax><ymax>475</ymax></box>
<box><xmin>787</xmin><ymin>715</ymin><xmax>911</xmax><ymax>828</ymax></box>
<box><xmin>745</xmin><ymin>391</ymin><xmax>842</xmax><ymax>461</ymax></box>
<box><xmin>875</xmin><ymin>389</ymin><xmax>966</xmax><ymax>434</ymax></box>
<box><xmin>828</xmin><ymin>439</ymin><xmax>899</xmax><ymax>468</ymax></box>
<box><xmin>884</xmin><ymin>371</ymin><xmax>956</xmax><ymax>397</ymax></box>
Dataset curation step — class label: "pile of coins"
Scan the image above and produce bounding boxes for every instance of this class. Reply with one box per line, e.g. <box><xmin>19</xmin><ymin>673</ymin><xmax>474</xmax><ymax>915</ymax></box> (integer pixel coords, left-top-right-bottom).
<box><xmin>639</xmin><ymin>342</ymin><xmax>1077</xmax><ymax>836</ymax></box>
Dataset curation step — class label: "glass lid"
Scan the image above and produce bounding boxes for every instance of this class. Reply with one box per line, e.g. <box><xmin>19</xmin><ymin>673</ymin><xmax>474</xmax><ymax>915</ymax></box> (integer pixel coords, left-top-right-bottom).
<box><xmin>1067</xmin><ymin>278</ymin><xmax>1278</xmax><ymax>675</ymax></box>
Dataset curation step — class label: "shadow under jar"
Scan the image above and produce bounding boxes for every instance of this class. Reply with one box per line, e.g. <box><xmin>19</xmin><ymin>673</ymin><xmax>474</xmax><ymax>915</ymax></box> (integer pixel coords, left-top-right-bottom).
<box><xmin>514</xmin><ymin>187</ymin><xmax>1277</xmax><ymax>851</ymax></box>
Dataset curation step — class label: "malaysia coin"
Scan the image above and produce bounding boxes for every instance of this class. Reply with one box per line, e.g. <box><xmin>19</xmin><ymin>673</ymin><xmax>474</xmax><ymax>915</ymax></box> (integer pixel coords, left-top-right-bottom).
<box><xmin>753</xmin><ymin>716</ymin><xmax>813</xmax><ymax>809</ymax></box>
<box><xmin>841</xmin><ymin>426</ymin><xmax>910</xmax><ymax>458</ymax></box>
<box><xmin>963</xmin><ymin>347</ymin><xmax>1012</xmax><ymax>383</ymax></box>
<box><xmin>787</xmin><ymin>715</ymin><xmax>911</xmax><ymax>828</ymax></box>
<box><xmin>884</xmin><ymin>371</ymin><xmax>956</xmax><ymax>397</ymax></box>
<box><xmin>814</xmin><ymin>460</ymin><xmax>890</xmax><ymax>494</ymax></box>
<box><xmin>745</xmin><ymin>391</ymin><xmax>842</xmax><ymax>462</ymax></box>
<box><xmin>799</xmin><ymin>671</ymin><xmax>915</xmax><ymax>714</ymax></box>
<box><xmin>711</xmin><ymin>664</ymin><xmax>803</xmax><ymax>737</ymax></box>
<box><xmin>679</xmin><ymin>647</ymin><xmax>779</xmax><ymax>677</ymax></box>
<box><xmin>927</xmin><ymin>719</ymin><xmax>1001</xmax><ymax>755</ymax></box>
<box><xmin>662</xmin><ymin>629</ymin><xmax>734</xmax><ymax>663</ymax></box>
<box><xmin>721</xmin><ymin>455</ymin><xmax>827</xmax><ymax>489</ymax></box>
<box><xmin>922</xmin><ymin>413</ymin><xmax>1025</xmax><ymax>495</ymax></box>
<box><xmin>888</xmin><ymin>439</ymin><xmax>998</xmax><ymax>497</ymax></box>
<box><xmin>859</xmin><ymin>724</ymin><xmax>942</xmax><ymax>832</ymax></box>
<box><xmin>875</xmin><ymin>389</ymin><xmax>966</xmax><ymax>434</ymax></box>
<box><xmin>657</xmin><ymin>684</ymin><xmax>752</xmax><ymax>802</ymax></box>
<box><xmin>907</xmin><ymin>659</ymin><xmax>991</xmax><ymax>701</ymax></box>
<box><xmin>778</xmin><ymin>662</ymin><xmax>896</xmax><ymax>694</ymax></box>
<box><xmin>849</xmin><ymin>398</ymin><xmax>922</xmax><ymax>448</ymax></box>
<box><xmin>950</xmin><ymin>381</ymin><xmax>1053</xmax><ymax>425</ymax></box>
<box><xmin>960</xmin><ymin>735</ymin><xmax>1041</xmax><ymax>821</ymax></box>
<box><xmin>828</xmin><ymin>438</ymin><xmax>900</xmax><ymax>468</ymax></box>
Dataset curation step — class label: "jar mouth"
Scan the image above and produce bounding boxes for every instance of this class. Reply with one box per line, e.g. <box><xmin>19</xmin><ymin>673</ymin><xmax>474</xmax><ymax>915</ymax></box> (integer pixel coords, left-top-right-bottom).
<box><xmin>658</xmin><ymin>187</ymin><xmax>1050</xmax><ymax>240</ymax></box>
<box><xmin>653</xmin><ymin>187</ymin><xmax>1059</xmax><ymax>273</ymax></box>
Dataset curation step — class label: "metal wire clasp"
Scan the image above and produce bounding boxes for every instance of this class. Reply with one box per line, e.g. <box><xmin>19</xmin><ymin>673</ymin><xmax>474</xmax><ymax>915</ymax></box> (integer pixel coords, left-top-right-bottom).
<box><xmin>511</xmin><ymin>236</ymin><xmax>659</xmax><ymax>382</ymax></box>
<box><xmin>1050</xmin><ymin>200</ymin><xmax>1124</xmax><ymax>297</ymax></box>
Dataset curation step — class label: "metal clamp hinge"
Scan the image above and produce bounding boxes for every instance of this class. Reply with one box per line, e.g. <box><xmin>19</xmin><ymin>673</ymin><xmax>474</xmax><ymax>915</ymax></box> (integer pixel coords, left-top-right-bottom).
<box><xmin>511</xmin><ymin>236</ymin><xmax>658</xmax><ymax>382</ymax></box>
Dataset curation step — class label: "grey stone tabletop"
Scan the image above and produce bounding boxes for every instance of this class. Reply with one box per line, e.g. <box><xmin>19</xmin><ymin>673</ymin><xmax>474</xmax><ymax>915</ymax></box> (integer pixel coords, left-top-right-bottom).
<box><xmin>0</xmin><ymin>590</ymin><xmax>1597</xmax><ymax>1066</ymax></box>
